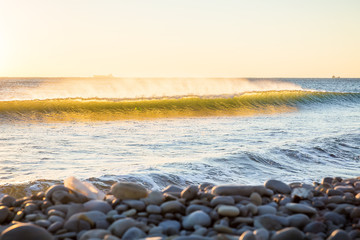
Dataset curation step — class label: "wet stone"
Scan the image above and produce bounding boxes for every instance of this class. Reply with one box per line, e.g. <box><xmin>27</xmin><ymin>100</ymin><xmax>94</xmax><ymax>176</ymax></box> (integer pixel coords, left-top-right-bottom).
<box><xmin>0</xmin><ymin>223</ymin><xmax>54</xmax><ymax>240</ymax></box>
<box><xmin>122</xmin><ymin>227</ymin><xmax>146</xmax><ymax>240</ymax></box>
<box><xmin>181</xmin><ymin>185</ymin><xmax>198</xmax><ymax>201</ymax></box>
<box><xmin>240</xmin><ymin>230</ymin><xmax>256</xmax><ymax>240</ymax></box>
<box><xmin>108</xmin><ymin>218</ymin><xmax>136</xmax><ymax>238</ymax></box>
<box><xmin>249</xmin><ymin>192</ymin><xmax>262</xmax><ymax>206</ymax></box>
<box><xmin>304</xmin><ymin>221</ymin><xmax>326</xmax><ymax>233</ymax></box>
<box><xmin>0</xmin><ymin>206</ymin><xmax>10</xmax><ymax>224</ymax></box>
<box><xmin>111</xmin><ymin>182</ymin><xmax>148</xmax><ymax>200</ymax></box>
<box><xmin>217</xmin><ymin>205</ymin><xmax>240</xmax><ymax>217</ymax></box>
<box><xmin>326</xmin><ymin>229</ymin><xmax>351</xmax><ymax>240</ymax></box>
<box><xmin>271</xmin><ymin>227</ymin><xmax>305</xmax><ymax>240</ymax></box>
<box><xmin>48</xmin><ymin>221</ymin><xmax>63</xmax><ymax>233</ymax></box>
<box><xmin>146</xmin><ymin>204</ymin><xmax>161</xmax><ymax>214</ymax></box>
<box><xmin>79</xmin><ymin>229</ymin><xmax>110</xmax><ymax>240</ymax></box>
<box><xmin>210</xmin><ymin>196</ymin><xmax>235</xmax><ymax>207</ymax></box>
<box><xmin>285</xmin><ymin>203</ymin><xmax>317</xmax><ymax>215</ymax></box>
<box><xmin>159</xmin><ymin>220</ymin><xmax>181</xmax><ymax>235</ymax></box>
<box><xmin>84</xmin><ymin>200</ymin><xmax>112</xmax><ymax>213</ymax></box>
<box><xmin>264</xmin><ymin>180</ymin><xmax>291</xmax><ymax>194</ymax></box>
<box><xmin>161</xmin><ymin>200</ymin><xmax>185</xmax><ymax>214</ymax></box>
<box><xmin>123</xmin><ymin>199</ymin><xmax>146</xmax><ymax>211</ymax></box>
<box><xmin>182</xmin><ymin>210</ymin><xmax>211</xmax><ymax>229</ymax></box>
<box><xmin>257</xmin><ymin>205</ymin><xmax>276</xmax><ymax>215</ymax></box>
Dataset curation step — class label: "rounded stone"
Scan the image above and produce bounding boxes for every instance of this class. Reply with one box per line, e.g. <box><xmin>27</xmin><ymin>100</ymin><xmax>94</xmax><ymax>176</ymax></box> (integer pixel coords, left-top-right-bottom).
<box><xmin>0</xmin><ymin>223</ymin><xmax>54</xmax><ymax>240</ymax></box>
<box><xmin>324</xmin><ymin>212</ymin><xmax>346</xmax><ymax>226</ymax></box>
<box><xmin>182</xmin><ymin>210</ymin><xmax>211</xmax><ymax>229</ymax></box>
<box><xmin>143</xmin><ymin>191</ymin><xmax>164</xmax><ymax>205</ymax></box>
<box><xmin>122</xmin><ymin>227</ymin><xmax>146</xmax><ymax>240</ymax></box>
<box><xmin>254</xmin><ymin>228</ymin><xmax>269</xmax><ymax>240</ymax></box>
<box><xmin>108</xmin><ymin>218</ymin><xmax>136</xmax><ymax>238</ymax></box>
<box><xmin>48</xmin><ymin>221</ymin><xmax>63</xmax><ymax>233</ymax></box>
<box><xmin>287</xmin><ymin>213</ymin><xmax>310</xmax><ymax>228</ymax></box>
<box><xmin>210</xmin><ymin>196</ymin><xmax>235</xmax><ymax>207</ymax></box>
<box><xmin>0</xmin><ymin>195</ymin><xmax>16</xmax><ymax>207</ymax></box>
<box><xmin>161</xmin><ymin>200</ymin><xmax>185</xmax><ymax>214</ymax></box>
<box><xmin>271</xmin><ymin>227</ymin><xmax>305</xmax><ymax>240</ymax></box>
<box><xmin>79</xmin><ymin>229</ymin><xmax>110</xmax><ymax>240</ymax></box>
<box><xmin>181</xmin><ymin>185</ymin><xmax>198</xmax><ymax>200</ymax></box>
<box><xmin>146</xmin><ymin>205</ymin><xmax>161</xmax><ymax>214</ymax></box>
<box><xmin>84</xmin><ymin>200</ymin><xmax>112</xmax><ymax>213</ymax></box>
<box><xmin>123</xmin><ymin>200</ymin><xmax>146</xmax><ymax>211</ymax></box>
<box><xmin>110</xmin><ymin>182</ymin><xmax>148</xmax><ymax>200</ymax></box>
<box><xmin>264</xmin><ymin>180</ymin><xmax>291</xmax><ymax>194</ymax></box>
<box><xmin>217</xmin><ymin>205</ymin><xmax>240</xmax><ymax>217</ymax></box>
<box><xmin>211</xmin><ymin>185</ymin><xmax>273</xmax><ymax>196</ymax></box>
<box><xmin>159</xmin><ymin>220</ymin><xmax>181</xmax><ymax>235</ymax></box>
<box><xmin>285</xmin><ymin>203</ymin><xmax>316</xmax><ymax>215</ymax></box>
<box><xmin>303</xmin><ymin>221</ymin><xmax>326</xmax><ymax>233</ymax></box>
<box><xmin>250</xmin><ymin>192</ymin><xmax>262</xmax><ymax>206</ymax></box>
<box><xmin>240</xmin><ymin>230</ymin><xmax>256</xmax><ymax>240</ymax></box>
<box><xmin>0</xmin><ymin>206</ymin><xmax>10</xmax><ymax>224</ymax></box>
<box><xmin>258</xmin><ymin>205</ymin><xmax>276</xmax><ymax>215</ymax></box>
<box><xmin>327</xmin><ymin>229</ymin><xmax>351</xmax><ymax>240</ymax></box>
<box><xmin>254</xmin><ymin>214</ymin><xmax>287</xmax><ymax>231</ymax></box>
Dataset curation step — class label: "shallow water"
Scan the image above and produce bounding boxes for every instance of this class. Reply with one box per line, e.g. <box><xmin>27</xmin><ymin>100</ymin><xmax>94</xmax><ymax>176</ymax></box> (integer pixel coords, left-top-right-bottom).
<box><xmin>0</xmin><ymin>78</ymin><xmax>359</xmax><ymax>195</ymax></box>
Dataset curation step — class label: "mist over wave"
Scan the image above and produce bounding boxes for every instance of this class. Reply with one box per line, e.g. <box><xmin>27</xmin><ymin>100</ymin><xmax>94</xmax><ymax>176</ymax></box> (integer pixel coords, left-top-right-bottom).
<box><xmin>0</xmin><ymin>78</ymin><xmax>303</xmax><ymax>101</ymax></box>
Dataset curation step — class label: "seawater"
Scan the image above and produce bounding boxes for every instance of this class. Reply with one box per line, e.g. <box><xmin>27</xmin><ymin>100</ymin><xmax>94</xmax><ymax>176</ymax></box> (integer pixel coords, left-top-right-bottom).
<box><xmin>0</xmin><ymin>78</ymin><xmax>359</xmax><ymax>196</ymax></box>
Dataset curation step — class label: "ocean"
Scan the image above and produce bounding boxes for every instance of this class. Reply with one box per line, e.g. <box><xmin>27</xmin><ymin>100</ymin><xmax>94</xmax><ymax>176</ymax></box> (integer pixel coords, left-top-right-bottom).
<box><xmin>0</xmin><ymin>77</ymin><xmax>359</xmax><ymax>197</ymax></box>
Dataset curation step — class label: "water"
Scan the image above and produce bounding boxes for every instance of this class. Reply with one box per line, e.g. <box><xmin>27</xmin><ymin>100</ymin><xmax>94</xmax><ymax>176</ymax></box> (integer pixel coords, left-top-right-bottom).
<box><xmin>0</xmin><ymin>78</ymin><xmax>359</xmax><ymax>196</ymax></box>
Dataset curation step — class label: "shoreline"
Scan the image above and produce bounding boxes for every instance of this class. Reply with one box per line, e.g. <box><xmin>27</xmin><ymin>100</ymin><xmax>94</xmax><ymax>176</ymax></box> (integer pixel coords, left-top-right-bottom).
<box><xmin>0</xmin><ymin>176</ymin><xmax>359</xmax><ymax>240</ymax></box>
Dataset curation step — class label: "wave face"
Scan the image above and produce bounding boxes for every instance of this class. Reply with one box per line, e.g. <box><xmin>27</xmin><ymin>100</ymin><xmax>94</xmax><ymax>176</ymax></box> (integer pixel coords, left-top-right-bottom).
<box><xmin>1</xmin><ymin>91</ymin><xmax>359</xmax><ymax>122</ymax></box>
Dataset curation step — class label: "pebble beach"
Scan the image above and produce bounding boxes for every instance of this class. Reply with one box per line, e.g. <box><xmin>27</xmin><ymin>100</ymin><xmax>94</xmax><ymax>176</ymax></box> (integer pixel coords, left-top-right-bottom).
<box><xmin>0</xmin><ymin>176</ymin><xmax>360</xmax><ymax>240</ymax></box>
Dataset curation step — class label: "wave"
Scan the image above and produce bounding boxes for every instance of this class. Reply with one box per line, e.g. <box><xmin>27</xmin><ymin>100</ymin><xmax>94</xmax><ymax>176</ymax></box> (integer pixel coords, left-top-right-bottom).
<box><xmin>0</xmin><ymin>90</ymin><xmax>359</xmax><ymax>122</ymax></box>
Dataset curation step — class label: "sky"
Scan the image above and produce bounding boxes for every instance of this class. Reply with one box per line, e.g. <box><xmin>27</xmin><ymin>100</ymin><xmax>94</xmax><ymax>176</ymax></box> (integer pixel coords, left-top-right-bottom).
<box><xmin>0</xmin><ymin>0</ymin><xmax>360</xmax><ymax>78</ymax></box>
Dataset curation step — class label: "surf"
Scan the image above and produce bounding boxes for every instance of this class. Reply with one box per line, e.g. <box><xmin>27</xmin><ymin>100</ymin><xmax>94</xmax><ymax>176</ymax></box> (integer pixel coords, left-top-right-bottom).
<box><xmin>1</xmin><ymin>90</ymin><xmax>359</xmax><ymax>122</ymax></box>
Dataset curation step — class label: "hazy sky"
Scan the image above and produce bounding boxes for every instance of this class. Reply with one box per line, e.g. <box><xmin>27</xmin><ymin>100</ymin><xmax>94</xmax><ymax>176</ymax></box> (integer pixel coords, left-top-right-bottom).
<box><xmin>1</xmin><ymin>0</ymin><xmax>359</xmax><ymax>77</ymax></box>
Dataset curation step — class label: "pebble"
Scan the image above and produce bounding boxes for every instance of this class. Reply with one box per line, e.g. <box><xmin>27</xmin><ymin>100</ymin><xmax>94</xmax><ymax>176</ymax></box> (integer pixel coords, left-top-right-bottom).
<box><xmin>110</xmin><ymin>182</ymin><xmax>148</xmax><ymax>200</ymax></box>
<box><xmin>257</xmin><ymin>205</ymin><xmax>277</xmax><ymax>215</ymax></box>
<box><xmin>271</xmin><ymin>227</ymin><xmax>305</xmax><ymax>240</ymax></box>
<box><xmin>182</xmin><ymin>210</ymin><xmax>211</xmax><ymax>229</ymax></box>
<box><xmin>285</xmin><ymin>203</ymin><xmax>317</xmax><ymax>215</ymax></box>
<box><xmin>324</xmin><ymin>212</ymin><xmax>346</xmax><ymax>226</ymax></box>
<box><xmin>108</xmin><ymin>218</ymin><xmax>136</xmax><ymax>238</ymax></box>
<box><xmin>265</xmin><ymin>180</ymin><xmax>291</xmax><ymax>194</ymax></box>
<box><xmin>181</xmin><ymin>185</ymin><xmax>198</xmax><ymax>200</ymax></box>
<box><xmin>287</xmin><ymin>214</ymin><xmax>310</xmax><ymax>228</ymax></box>
<box><xmin>210</xmin><ymin>196</ymin><xmax>235</xmax><ymax>207</ymax></box>
<box><xmin>79</xmin><ymin>229</ymin><xmax>110</xmax><ymax>240</ymax></box>
<box><xmin>159</xmin><ymin>220</ymin><xmax>181</xmax><ymax>235</ymax></box>
<box><xmin>254</xmin><ymin>214</ymin><xmax>288</xmax><ymax>231</ymax></box>
<box><xmin>211</xmin><ymin>185</ymin><xmax>273</xmax><ymax>196</ymax></box>
<box><xmin>146</xmin><ymin>204</ymin><xmax>162</xmax><ymax>214</ymax></box>
<box><xmin>122</xmin><ymin>227</ymin><xmax>146</xmax><ymax>240</ymax></box>
<box><xmin>240</xmin><ymin>230</ymin><xmax>256</xmax><ymax>240</ymax></box>
<box><xmin>0</xmin><ymin>223</ymin><xmax>54</xmax><ymax>240</ymax></box>
<box><xmin>48</xmin><ymin>221</ymin><xmax>63</xmax><ymax>232</ymax></box>
<box><xmin>161</xmin><ymin>200</ymin><xmax>185</xmax><ymax>214</ymax></box>
<box><xmin>250</xmin><ymin>192</ymin><xmax>262</xmax><ymax>206</ymax></box>
<box><xmin>123</xmin><ymin>199</ymin><xmax>146</xmax><ymax>211</ymax></box>
<box><xmin>143</xmin><ymin>191</ymin><xmax>164</xmax><ymax>205</ymax></box>
<box><xmin>326</xmin><ymin>229</ymin><xmax>351</xmax><ymax>240</ymax></box>
<box><xmin>303</xmin><ymin>221</ymin><xmax>326</xmax><ymax>233</ymax></box>
<box><xmin>84</xmin><ymin>200</ymin><xmax>112</xmax><ymax>213</ymax></box>
<box><xmin>0</xmin><ymin>206</ymin><xmax>9</xmax><ymax>224</ymax></box>
<box><xmin>254</xmin><ymin>228</ymin><xmax>269</xmax><ymax>240</ymax></box>
<box><xmin>217</xmin><ymin>205</ymin><xmax>240</xmax><ymax>217</ymax></box>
